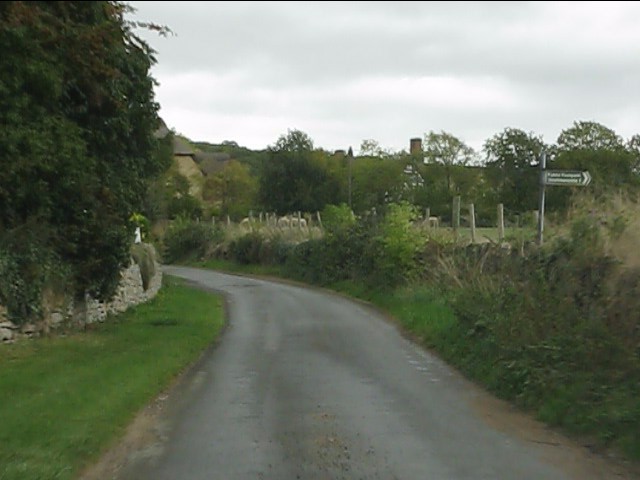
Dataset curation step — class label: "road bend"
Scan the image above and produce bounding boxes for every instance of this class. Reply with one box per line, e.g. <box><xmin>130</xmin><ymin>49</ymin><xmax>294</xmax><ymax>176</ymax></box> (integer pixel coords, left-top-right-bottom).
<box><xmin>116</xmin><ymin>266</ymin><xmax>622</xmax><ymax>480</ymax></box>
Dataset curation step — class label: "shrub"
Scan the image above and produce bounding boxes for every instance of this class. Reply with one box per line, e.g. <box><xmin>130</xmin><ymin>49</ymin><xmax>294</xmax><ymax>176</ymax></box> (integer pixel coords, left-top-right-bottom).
<box><xmin>163</xmin><ymin>217</ymin><xmax>222</xmax><ymax>264</ymax></box>
<box><xmin>372</xmin><ymin>202</ymin><xmax>425</xmax><ymax>286</ymax></box>
<box><xmin>228</xmin><ymin>232</ymin><xmax>264</xmax><ymax>265</ymax></box>
<box><xmin>322</xmin><ymin>203</ymin><xmax>355</xmax><ymax>235</ymax></box>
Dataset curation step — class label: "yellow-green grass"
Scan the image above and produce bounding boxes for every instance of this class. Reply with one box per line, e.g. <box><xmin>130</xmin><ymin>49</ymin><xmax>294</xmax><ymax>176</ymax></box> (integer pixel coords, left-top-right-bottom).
<box><xmin>0</xmin><ymin>277</ymin><xmax>224</xmax><ymax>480</ymax></box>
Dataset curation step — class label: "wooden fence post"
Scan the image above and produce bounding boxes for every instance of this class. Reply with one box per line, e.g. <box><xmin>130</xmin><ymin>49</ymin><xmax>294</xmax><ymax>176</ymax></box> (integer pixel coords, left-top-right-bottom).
<box><xmin>316</xmin><ymin>211</ymin><xmax>323</xmax><ymax>229</ymax></box>
<box><xmin>469</xmin><ymin>203</ymin><xmax>476</xmax><ymax>243</ymax></box>
<box><xmin>425</xmin><ymin>207</ymin><xmax>431</xmax><ymax>227</ymax></box>
<box><xmin>452</xmin><ymin>196</ymin><xmax>461</xmax><ymax>239</ymax></box>
<box><xmin>497</xmin><ymin>203</ymin><xmax>505</xmax><ymax>242</ymax></box>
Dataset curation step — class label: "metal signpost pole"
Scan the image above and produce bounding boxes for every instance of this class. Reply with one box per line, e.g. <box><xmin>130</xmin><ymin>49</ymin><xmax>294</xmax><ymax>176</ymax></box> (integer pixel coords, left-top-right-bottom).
<box><xmin>537</xmin><ymin>151</ymin><xmax>546</xmax><ymax>246</ymax></box>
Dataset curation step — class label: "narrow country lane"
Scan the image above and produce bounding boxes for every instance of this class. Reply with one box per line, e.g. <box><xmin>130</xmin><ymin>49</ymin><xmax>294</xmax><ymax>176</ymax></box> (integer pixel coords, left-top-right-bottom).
<box><xmin>112</xmin><ymin>266</ymin><xmax>631</xmax><ymax>480</ymax></box>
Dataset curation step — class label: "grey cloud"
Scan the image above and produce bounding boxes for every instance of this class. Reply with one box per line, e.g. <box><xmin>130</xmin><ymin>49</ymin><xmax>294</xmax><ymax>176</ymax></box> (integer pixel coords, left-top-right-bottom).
<box><xmin>129</xmin><ymin>1</ymin><xmax>640</xmax><ymax>151</ymax></box>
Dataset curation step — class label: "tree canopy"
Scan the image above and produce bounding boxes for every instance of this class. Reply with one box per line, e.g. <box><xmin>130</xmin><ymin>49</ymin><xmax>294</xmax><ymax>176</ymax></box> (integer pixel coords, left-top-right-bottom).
<box><xmin>0</xmin><ymin>1</ymin><xmax>168</xmax><ymax>318</ymax></box>
<box><xmin>483</xmin><ymin>128</ymin><xmax>545</xmax><ymax>212</ymax></box>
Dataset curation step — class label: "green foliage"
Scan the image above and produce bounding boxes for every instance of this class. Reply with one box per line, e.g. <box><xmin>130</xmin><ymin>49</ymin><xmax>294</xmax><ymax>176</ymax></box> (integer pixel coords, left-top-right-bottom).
<box><xmin>224</xmin><ymin>232</ymin><xmax>291</xmax><ymax>267</ymax></box>
<box><xmin>228</xmin><ymin>232</ymin><xmax>265</xmax><ymax>265</ymax></box>
<box><xmin>0</xmin><ymin>224</ymin><xmax>66</xmax><ymax>324</ymax></box>
<box><xmin>556</xmin><ymin>120</ymin><xmax>624</xmax><ymax>152</ymax></box>
<box><xmin>191</xmin><ymin>140</ymin><xmax>267</xmax><ymax>176</ymax></box>
<box><xmin>167</xmin><ymin>193</ymin><xmax>203</xmax><ymax>220</ymax></box>
<box><xmin>321</xmin><ymin>203</ymin><xmax>355</xmax><ymax>234</ymax></box>
<box><xmin>163</xmin><ymin>218</ymin><xmax>222</xmax><ymax>264</ymax></box>
<box><xmin>351</xmin><ymin>156</ymin><xmax>405</xmax><ymax>212</ymax></box>
<box><xmin>483</xmin><ymin>127</ymin><xmax>544</xmax><ymax>213</ymax></box>
<box><xmin>273</xmin><ymin>128</ymin><xmax>314</xmax><ymax>152</ymax></box>
<box><xmin>373</xmin><ymin>202</ymin><xmax>425</xmax><ymax>285</ymax></box>
<box><xmin>0</xmin><ymin>2</ymin><xmax>169</xmax><ymax>316</ymax></box>
<box><xmin>415</xmin><ymin>194</ymin><xmax>640</xmax><ymax>459</ymax></box>
<box><xmin>259</xmin><ymin>138</ymin><xmax>341</xmax><ymax>214</ymax></box>
<box><xmin>423</xmin><ymin>130</ymin><xmax>475</xmax><ymax>194</ymax></box>
<box><xmin>202</xmin><ymin>159</ymin><xmax>257</xmax><ymax>217</ymax></box>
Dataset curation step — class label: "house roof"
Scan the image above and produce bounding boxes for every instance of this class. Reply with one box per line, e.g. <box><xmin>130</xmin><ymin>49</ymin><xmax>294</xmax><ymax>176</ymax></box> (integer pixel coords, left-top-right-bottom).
<box><xmin>193</xmin><ymin>151</ymin><xmax>231</xmax><ymax>164</ymax></box>
<box><xmin>200</xmin><ymin>156</ymin><xmax>231</xmax><ymax>176</ymax></box>
<box><xmin>173</xmin><ymin>137</ymin><xmax>195</xmax><ymax>156</ymax></box>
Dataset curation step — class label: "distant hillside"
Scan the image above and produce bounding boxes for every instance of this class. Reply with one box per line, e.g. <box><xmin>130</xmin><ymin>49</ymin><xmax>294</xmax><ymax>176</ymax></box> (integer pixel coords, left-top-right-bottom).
<box><xmin>191</xmin><ymin>140</ymin><xmax>267</xmax><ymax>174</ymax></box>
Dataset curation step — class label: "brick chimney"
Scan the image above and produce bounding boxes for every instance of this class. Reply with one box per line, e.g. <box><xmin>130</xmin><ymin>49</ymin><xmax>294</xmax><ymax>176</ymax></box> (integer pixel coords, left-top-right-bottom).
<box><xmin>410</xmin><ymin>137</ymin><xmax>422</xmax><ymax>155</ymax></box>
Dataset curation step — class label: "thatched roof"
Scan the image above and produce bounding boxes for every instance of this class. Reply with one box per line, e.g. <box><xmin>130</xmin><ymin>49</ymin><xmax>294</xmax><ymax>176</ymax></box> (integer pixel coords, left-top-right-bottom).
<box><xmin>173</xmin><ymin>137</ymin><xmax>194</xmax><ymax>156</ymax></box>
<box><xmin>200</xmin><ymin>159</ymin><xmax>228</xmax><ymax>175</ymax></box>
<box><xmin>193</xmin><ymin>151</ymin><xmax>230</xmax><ymax>164</ymax></box>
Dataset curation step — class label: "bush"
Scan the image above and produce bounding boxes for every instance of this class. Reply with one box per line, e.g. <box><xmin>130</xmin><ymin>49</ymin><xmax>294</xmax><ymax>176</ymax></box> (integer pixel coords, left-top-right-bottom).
<box><xmin>163</xmin><ymin>218</ymin><xmax>222</xmax><ymax>264</ymax></box>
<box><xmin>373</xmin><ymin>202</ymin><xmax>425</xmax><ymax>286</ymax></box>
<box><xmin>322</xmin><ymin>203</ymin><xmax>355</xmax><ymax>235</ymax></box>
<box><xmin>228</xmin><ymin>232</ymin><xmax>264</xmax><ymax>265</ymax></box>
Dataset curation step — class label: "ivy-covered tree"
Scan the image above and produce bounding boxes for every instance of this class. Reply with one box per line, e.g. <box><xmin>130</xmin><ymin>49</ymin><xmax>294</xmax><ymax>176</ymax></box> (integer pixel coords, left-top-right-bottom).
<box><xmin>0</xmin><ymin>1</ymin><xmax>169</xmax><ymax>319</ymax></box>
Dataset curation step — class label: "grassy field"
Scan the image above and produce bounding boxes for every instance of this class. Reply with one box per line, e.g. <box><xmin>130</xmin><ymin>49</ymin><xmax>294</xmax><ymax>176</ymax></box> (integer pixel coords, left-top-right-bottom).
<box><xmin>0</xmin><ymin>277</ymin><xmax>224</xmax><ymax>480</ymax></box>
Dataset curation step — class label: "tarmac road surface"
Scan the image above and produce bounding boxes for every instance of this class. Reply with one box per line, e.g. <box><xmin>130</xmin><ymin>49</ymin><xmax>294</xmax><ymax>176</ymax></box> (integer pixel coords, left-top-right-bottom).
<box><xmin>112</xmin><ymin>266</ymin><xmax>633</xmax><ymax>480</ymax></box>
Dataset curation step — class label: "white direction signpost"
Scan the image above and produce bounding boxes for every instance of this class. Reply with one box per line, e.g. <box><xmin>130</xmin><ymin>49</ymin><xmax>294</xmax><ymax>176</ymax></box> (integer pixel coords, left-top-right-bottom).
<box><xmin>543</xmin><ymin>170</ymin><xmax>592</xmax><ymax>187</ymax></box>
<box><xmin>537</xmin><ymin>153</ymin><xmax>591</xmax><ymax>245</ymax></box>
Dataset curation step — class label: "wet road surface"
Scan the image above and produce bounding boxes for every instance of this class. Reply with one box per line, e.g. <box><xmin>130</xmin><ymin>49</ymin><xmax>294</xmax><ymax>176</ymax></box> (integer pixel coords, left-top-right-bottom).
<box><xmin>113</xmin><ymin>266</ymin><xmax>629</xmax><ymax>480</ymax></box>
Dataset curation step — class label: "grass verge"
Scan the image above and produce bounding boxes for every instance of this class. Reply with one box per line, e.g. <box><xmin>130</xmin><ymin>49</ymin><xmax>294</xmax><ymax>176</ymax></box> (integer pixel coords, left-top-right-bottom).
<box><xmin>0</xmin><ymin>276</ymin><xmax>224</xmax><ymax>480</ymax></box>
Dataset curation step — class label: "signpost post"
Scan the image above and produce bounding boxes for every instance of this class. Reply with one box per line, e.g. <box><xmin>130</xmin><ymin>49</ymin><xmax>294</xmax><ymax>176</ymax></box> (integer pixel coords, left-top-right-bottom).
<box><xmin>536</xmin><ymin>152</ymin><xmax>591</xmax><ymax>245</ymax></box>
<box><xmin>536</xmin><ymin>152</ymin><xmax>547</xmax><ymax>246</ymax></box>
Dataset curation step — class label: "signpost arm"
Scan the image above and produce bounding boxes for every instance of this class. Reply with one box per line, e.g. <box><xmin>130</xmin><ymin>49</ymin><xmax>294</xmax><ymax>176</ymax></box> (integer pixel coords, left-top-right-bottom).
<box><xmin>537</xmin><ymin>151</ymin><xmax>546</xmax><ymax>246</ymax></box>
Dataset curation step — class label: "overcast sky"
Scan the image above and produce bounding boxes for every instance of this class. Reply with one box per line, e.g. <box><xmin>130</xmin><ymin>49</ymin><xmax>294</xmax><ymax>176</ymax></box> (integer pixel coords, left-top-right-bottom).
<box><xmin>127</xmin><ymin>1</ymin><xmax>640</xmax><ymax>155</ymax></box>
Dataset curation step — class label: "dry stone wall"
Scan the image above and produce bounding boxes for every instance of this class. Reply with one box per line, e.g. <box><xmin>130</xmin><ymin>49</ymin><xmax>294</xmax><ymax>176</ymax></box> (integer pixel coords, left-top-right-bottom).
<box><xmin>1</xmin><ymin>253</ymin><xmax>162</xmax><ymax>343</ymax></box>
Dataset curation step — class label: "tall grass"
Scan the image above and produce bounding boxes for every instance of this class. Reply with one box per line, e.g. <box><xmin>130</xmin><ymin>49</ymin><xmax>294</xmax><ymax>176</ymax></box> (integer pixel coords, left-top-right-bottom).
<box><xmin>425</xmin><ymin>193</ymin><xmax>640</xmax><ymax>459</ymax></box>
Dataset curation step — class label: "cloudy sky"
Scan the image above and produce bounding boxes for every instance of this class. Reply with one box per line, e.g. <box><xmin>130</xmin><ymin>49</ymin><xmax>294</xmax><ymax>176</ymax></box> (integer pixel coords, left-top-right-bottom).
<box><xmin>128</xmin><ymin>1</ymin><xmax>640</xmax><ymax>155</ymax></box>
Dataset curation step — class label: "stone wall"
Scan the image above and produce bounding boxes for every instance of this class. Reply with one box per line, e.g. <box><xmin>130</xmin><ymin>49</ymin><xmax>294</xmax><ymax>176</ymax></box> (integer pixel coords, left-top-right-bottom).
<box><xmin>0</xmin><ymin>253</ymin><xmax>162</xmax><ymax>343</ymax></box>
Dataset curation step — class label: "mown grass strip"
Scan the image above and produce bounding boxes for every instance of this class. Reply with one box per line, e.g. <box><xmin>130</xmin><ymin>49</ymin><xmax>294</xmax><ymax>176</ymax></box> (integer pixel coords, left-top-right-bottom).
<box><xmin>0</xmin><ymin>276</ymin><xmax>224</xmax><ymax>480</ymax></box>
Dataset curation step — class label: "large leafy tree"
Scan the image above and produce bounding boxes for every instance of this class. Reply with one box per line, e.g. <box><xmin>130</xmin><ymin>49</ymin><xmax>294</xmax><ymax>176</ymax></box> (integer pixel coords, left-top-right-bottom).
<box><xmin>548</xmin><ymin>121</ymin><xmax>639</xmax><ymax>210</ymax></box>
<box><xmin>259</xmin><ymin>130</ymin><xmax>340</xmax><ymax>214</ymax></box>
<box><xmin>203</xmin><ymin>160</ymin><xmax>257</xmax><ymax>218</ymax></box>
<box><xmin>626</xmin><ymin>134</ymin><xmax>640</xmax><ymax>174</ymax></box>
<box><xmin>351</xmin><ymin>157</ymin><xmax>405</xmax><ymax>213</ymax></box>
<box><xmin>423</xmin><ymin>131</ymin><xmax>475</xmax><ymax>195</ymax></box>
<box><xmin>0</xmin><ymin>1</ymin><xmax>169</xmax><ymax>310</ymax></box>
<box><xmin>556</xmin><ymin>121</ymin><xmax>624</xmax><ymax>152</ymax></box>
<box><xmin>483</xmin><ymin>127</ymin><xmax>545</xmax><ymax>213</ymax></box>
